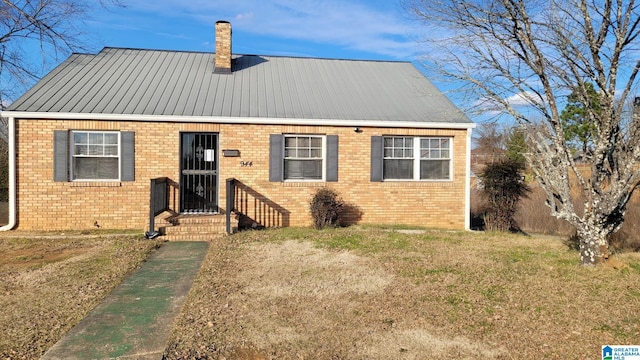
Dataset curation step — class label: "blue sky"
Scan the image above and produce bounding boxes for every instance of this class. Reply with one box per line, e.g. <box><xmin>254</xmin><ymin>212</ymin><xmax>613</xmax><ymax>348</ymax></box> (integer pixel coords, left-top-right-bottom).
<box><xmin>86</xmin><ymin>0</ymin><xmax>420</xmax><ymax>62</ymax></box>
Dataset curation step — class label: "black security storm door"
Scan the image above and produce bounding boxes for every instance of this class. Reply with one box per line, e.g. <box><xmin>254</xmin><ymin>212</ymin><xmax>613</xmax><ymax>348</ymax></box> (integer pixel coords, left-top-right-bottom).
<box><xmin>180</xmin><ymin>133</ymin><xmax>218</xmax><ymax>213</ymax></box>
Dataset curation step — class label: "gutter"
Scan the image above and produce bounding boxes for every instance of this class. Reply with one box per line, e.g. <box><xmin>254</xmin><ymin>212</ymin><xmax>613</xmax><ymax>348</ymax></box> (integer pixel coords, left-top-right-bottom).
<box><xmin>0</xmin><ymin>111</ymin><xmax>477</xmax><ymax>130</ymax></box>
<box><xmin>0</xmin><ymin>116</ymin><xmax>16</xmax><ymax>231</ymax></box>
<box><xmin>465</xmin><ymin>127</ymin><xmax>473</xmax><ymax>231</ymax></box>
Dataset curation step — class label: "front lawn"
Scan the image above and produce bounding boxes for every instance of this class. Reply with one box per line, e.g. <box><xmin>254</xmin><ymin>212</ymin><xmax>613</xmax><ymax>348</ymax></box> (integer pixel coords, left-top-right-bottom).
<box><xmin>3</xmin><ymin>227</ymin><xmax>639</xmax><ymax>359</ymax></box>
<box><xmin>165</xmin><ymin>226</ymin><xmax>640</xmax><ymax>359</ymax></box>
<box><xmin>0</xmin><ymin>232</ymin><xmax>161</xmax><ymax>359</ymax></box>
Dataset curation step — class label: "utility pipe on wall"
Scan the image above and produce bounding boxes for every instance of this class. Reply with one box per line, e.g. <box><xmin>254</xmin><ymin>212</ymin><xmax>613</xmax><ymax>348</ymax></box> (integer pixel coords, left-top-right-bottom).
<box><xmin>0</xmin><ymin>116</ymin><xmax>16</xmax><ymax>231</ymax></box>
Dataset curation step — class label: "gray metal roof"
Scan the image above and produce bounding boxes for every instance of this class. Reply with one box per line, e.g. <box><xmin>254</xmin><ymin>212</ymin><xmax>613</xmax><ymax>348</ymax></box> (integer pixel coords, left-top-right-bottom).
<box><xmin>7</xmin><ymin>47</ymin><xmax>472</xmax><ymax>124</ymax></box>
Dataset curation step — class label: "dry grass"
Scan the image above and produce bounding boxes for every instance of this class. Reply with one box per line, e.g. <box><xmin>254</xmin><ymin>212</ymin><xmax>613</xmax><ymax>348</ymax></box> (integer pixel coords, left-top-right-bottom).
<box><xmin>0</xmin><ymin>232</ymin><xmax>161</xmax><ymax>359</ymax></box>
<box><xmin>0</xmin><ymin>202</ymin><xmax>7</xmax><ymax>226</ymax></box>
<box><xmin>3</xmin><ymin>227</ymin><xmax>639</xmax><ymax>359</ymax></box>
<box><xmin>512</xmin><ymin>186</ymin><xmax>577</xmax><ymax>236</ymax></box>
<box><xmin>512</xmin><ymin>185</ymin><xmax>640</xmax><ymax>251</ymax></box>
<box><xmin>165</xmin><ymin>226</ymin><xmax>640</xmax><ymax>360</ymax></box>
<box><xmin>473</xmin><ymin>181</ymin><xmax>640</xmax><ymax>252</ymax></box>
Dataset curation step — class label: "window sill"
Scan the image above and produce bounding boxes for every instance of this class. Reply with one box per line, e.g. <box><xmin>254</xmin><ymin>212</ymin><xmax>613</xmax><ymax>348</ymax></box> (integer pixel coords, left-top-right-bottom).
<box><xmin>382</xmin><ymin>179</ymin><xmax>452</xmax><ymax>182</ymax></box>
<box><xmin>380</xmin><ymin>180</ymin><xmax>454</xmax><ymax>187</ymax></box>
<box><xmin>70</xmin><ymin>182</ymin><xmax>122</xmax><ymax>187</ymax></box>
<box><xmin>281</xmin><ymin>181</ymin><xmax>327</xmax><ymax>188</ymax></box>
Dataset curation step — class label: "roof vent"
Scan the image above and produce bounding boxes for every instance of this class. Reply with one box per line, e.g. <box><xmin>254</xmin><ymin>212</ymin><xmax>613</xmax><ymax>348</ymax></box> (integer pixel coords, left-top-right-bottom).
<box><xmin>214</xmin><ymin>21</ymin><xmax>232</xmax><ymax>74</ymax></box>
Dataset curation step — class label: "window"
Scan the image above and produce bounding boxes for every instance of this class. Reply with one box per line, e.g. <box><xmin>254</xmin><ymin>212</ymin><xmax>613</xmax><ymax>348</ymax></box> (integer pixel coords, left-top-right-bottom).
<box><xmin>269</xmin><ymin>134</ymin><xmax>338</xmax><ymax>182</ymax></box>
<box><xmin>53</xmin><ymin>130</ymin><xmax>135</xmax><ymax>182</ymax></box>
<box><xmin>71</xmin><ymin>131</ymin><xmax>120</xmax><ymax>180</ymax></box>
<box><xmin>284</xmin><ymin>135</ymin><xmax>324</xmax><ymax>180</ymax></box>
<box><xmin>374</xmin><ymin>136</ymin><xmax>451</xmax><ymax>181</ymax></box>
<box><xmin>383</xmin><ymin>136</ymin><xmax>414</xmax><ymax>179</ymax></box>
<box><xmin>420</xmin><ymin>138</ymin><xmax>451</xmax><ymax>180</ymax></box>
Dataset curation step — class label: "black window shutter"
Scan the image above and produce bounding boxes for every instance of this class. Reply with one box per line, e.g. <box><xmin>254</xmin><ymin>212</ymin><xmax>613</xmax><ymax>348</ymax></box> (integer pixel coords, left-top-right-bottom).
<box><xmin>53</xmin><ymin>130</ymin><xmax>68</xmax><ymax>182</ymax></box>
<box><xmin>269</xmin><ymin>134</ymin><xmax>284</xmax><ymax>182</ymax></box>
<box><xmin>120</xmin><ymin>131</ymin><xmax>135</xmax><ymax>181</ymax></box>
<box><xmin>370</xmin><ymin>136</ymin><xmax>383</xmax><ymax>182</ymax></box>
<box><xmin>326</xmin><ymin>135</ymin><xmax>338</xmax><ymax>182</ymax></box>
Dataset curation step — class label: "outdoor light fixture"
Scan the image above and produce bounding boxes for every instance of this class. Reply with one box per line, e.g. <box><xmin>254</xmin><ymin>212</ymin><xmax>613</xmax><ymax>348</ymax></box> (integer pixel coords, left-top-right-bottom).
<box><xmin>354</xmin><ymin>127</ymin><xmax>363</xmax><ymax>133</ymax></box>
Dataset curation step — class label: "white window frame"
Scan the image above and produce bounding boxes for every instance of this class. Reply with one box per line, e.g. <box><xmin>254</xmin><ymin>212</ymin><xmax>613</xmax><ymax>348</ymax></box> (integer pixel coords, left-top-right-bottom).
<box><xmin>70</xmin><ymin>130</ymin><xmax>121</xmax><ymax>181</ymax></box>
<box><xmin>383</xmin><ymin>136</ymin><xmax>452</xmax><ymax>181</ymax></box>
<box><xmin>283</xmin><ymin>134</ymin><xmax>326</xmax><ymax>181</ymax></box>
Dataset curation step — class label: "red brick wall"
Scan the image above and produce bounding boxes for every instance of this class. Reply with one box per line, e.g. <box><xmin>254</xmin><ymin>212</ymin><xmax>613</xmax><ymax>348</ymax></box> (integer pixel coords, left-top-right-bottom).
<box><xmin>14</xmin><ymin>119</ymin><xmax>469</xmax><ymax>230</ymax></box>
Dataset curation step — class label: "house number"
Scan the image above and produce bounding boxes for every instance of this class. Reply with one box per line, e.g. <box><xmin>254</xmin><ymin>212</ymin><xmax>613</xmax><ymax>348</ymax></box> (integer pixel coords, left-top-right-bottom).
<box><xmin>240</xmin><ymin>161</ymin><xmax>253</xmax><ymax>167</ymax></box>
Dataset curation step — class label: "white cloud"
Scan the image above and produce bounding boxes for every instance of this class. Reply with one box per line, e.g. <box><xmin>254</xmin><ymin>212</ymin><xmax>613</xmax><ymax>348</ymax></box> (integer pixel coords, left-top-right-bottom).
<box><xmin>503</xmin><ymin>91</ymin><xmax>543</xmax><ymax>107</ymax></box>
<box><xmin>109</xmin><ymin>0</ymin><xmax>418</xmax><ymax>59</ymax></box>
<box><xmin>472</xmin><ymin>91</ymin><xmax>544</xmax><ymax>116</ymax></box>
<box><xmin>234</xmin><ymin>12</ymin><xmax>254</xmax><ymax>21</ymax></box>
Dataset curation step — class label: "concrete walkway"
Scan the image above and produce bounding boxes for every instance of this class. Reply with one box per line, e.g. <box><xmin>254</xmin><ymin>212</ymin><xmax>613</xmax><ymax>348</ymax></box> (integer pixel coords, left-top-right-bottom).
<box><xmin>41</xmin><ymin>241</ymin><xmax>209</xmax><ymax>360</ymax></box>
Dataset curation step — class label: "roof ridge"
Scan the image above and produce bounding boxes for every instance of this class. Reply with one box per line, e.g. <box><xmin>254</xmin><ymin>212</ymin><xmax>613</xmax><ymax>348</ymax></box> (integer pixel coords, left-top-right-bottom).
<box><xmin>98</xmin><ymin>47</ymin><xmax>411</xmax><ymax>64</ymax></box>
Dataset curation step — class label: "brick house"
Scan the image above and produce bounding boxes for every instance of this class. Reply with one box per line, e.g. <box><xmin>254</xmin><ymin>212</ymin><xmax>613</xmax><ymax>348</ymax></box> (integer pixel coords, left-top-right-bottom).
<box><xmin>0</xmin><ymin>21</ymin><xmax>475</xmax><ymax>238</ymax></box>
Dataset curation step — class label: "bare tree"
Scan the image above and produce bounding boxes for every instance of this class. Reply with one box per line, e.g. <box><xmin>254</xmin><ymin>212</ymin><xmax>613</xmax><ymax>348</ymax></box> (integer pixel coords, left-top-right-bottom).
<box><xmin>473</xmin><ymin>123</ymin><xmax>507</xmax><ymax>158</ymax></box>
<box><xmin>0</xmin><ymin>0</ymin><xmax>123</xmax><ymax>213</ymax></box>
<box><xmin>0</xmin><ymin>0</ymin><xmax>123</xmax><ymax>103</ymax></box>
<box><xmin>408</xmin><ymin>0</ymin><xmax>640</xmax><ymax>265</ymax></box>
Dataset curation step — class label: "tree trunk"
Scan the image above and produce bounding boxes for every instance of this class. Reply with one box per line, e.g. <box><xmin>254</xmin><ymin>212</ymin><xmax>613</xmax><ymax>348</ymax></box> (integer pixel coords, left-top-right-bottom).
<box><xmin>576</xmin><ymin>226</ymin><xmax>610</xmax><ymax>266</ymax></box>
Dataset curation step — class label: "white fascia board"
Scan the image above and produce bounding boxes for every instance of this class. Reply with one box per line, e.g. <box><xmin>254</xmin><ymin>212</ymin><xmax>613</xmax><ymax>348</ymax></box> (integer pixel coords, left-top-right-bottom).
<box><xmin>1</xmin><ymin>111</ymin><xmax>477</xmax><ymax>130</ymax></box>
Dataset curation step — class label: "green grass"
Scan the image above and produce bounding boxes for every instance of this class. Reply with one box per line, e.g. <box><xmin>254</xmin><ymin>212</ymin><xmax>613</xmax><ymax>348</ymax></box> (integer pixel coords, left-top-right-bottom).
<box><xmin>629</xmin><ymin>262</ymin><xmax>640</xmax><ymax>273</ymax></box>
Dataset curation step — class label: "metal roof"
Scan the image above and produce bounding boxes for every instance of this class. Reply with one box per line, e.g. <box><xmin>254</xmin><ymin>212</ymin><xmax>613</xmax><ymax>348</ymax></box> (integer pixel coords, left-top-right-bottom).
<box><xmin>6</xmin><ymin>47</ymin><xmax>473</xmax><ymax>125</ymax></box>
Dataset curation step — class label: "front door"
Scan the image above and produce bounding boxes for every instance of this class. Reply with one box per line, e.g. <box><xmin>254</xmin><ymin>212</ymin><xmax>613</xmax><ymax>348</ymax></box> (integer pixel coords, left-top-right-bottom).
<box><xmin>180</xmin><ymin>132</ymin><xmax>218</xmax><ymax>213</ymax></box>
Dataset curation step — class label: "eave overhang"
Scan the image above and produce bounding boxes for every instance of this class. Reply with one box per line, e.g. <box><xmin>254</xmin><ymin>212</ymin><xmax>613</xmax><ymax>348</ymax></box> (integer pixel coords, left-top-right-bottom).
<box><xmin>0</xmin><ymin>111</ymin><xmax>476</xmax><ymax>130</ymax></box>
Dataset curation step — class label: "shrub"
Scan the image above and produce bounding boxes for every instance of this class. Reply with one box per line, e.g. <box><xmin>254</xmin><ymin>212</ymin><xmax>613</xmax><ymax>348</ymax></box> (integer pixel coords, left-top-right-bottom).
<box><xmin>479</xmin><ymin>158</ymin><xmax>529</xmax><ymax>232</ymax></box>
<box><xmin>309</xmin><ymin>188</ymin><xmax>344</xmax><ymax>230</ymax></box>
<box><xmin>308</xmin><ymin>188</ymin><xmax>363</xmax><ymax>230</ymax></box>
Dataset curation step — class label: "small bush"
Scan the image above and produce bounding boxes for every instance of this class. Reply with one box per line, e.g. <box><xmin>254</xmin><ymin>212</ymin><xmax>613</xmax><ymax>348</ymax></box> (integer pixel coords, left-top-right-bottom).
<box><xmin>479</xmin><ymin>159</ymin><xmax>529</xmax><ymax>232</ymax></box>
<box><xmin>308</xmin><ymin>188</ymin><xmax>362</xmax><ymax>229</ymax></box>
<box><xmin>310</xmin><ymin>188</ymin><xmax>344</xmax><ymax>229</ymax></box>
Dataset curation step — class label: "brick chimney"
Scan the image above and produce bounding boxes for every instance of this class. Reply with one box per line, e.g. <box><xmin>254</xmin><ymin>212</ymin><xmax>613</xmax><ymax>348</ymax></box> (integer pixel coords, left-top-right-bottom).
<box><xmin>214</xmin><ymin>21</ymin><xmax>232</xmax><ymax>74</ymax></box>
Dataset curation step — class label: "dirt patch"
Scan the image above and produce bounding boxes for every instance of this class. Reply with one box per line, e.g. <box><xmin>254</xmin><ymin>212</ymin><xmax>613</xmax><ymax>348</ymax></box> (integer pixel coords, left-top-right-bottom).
<box><xmin>235</xmin><ymin>241</ymin><xmax>392</xmax><ymax>297</ymax></box>
<box><xmin>1</xmin><ymin>242</ymin><xmax>97</xmax><ymax>270</ymax></box>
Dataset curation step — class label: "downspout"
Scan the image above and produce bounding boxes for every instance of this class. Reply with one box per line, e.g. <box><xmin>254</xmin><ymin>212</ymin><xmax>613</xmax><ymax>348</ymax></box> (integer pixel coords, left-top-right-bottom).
<box><xmin>0</xmin><ymin>116</ymin><xmax>15</xmax><ymax>231</ymax></box>
<box><xmin>465</xmin><ymin>127</ymin><xmax>473</xmax><ymax>230</ymax></box>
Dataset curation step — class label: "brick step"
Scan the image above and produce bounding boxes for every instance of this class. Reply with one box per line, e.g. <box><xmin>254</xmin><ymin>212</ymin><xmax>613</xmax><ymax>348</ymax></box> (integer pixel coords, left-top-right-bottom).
<box><xmin>163</xmin><ymin>224</ymin><xmax>228</xmax><ymax>235</ymax></box>
<box><xmin>161</xmin><ymin>233</ymin><xmax>226</xmax><ymax>241</ymax></box>
<box><xmin>168</xmin><ymin>214</ymin><xmax>227</xmax><ymax>225</ymax></box>
<box><xmin>146</xmin><ymin>211</ymin><xmax>179</xmax><ymax>232</ymax></box>
<box><xmin>156</xmin><ymin>213</ymin><xmax>239</xmax><ymax>241</ymax></box>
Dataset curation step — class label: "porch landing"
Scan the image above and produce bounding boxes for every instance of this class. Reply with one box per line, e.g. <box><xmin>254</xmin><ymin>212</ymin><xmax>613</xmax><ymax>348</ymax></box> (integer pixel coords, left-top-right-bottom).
<box><xmin>153</xmin><ymin>212</ymin><xmax>238</xmax><ymax>241</ymax></box>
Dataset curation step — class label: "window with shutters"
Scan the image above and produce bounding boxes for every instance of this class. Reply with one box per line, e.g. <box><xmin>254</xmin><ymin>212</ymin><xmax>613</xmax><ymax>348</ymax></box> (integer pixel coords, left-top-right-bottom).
<box><xmin>269</xmin><ymin>134</ymin><xmax>338</xmax><ymax>182</ymax></box>
<box><xmin>54</xmin><ymin>130</ymin><xmax>134</xmax><ymax>182</ymax></box>
<box><xmin>284</xmin><ymin>135</ymin><xmax>325</xmax><ymax>180</ymax></box>
<box><xmin>71</xmin><ymin>131</ymin><xmax>120</xmax><ymax>180</ymax></box>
